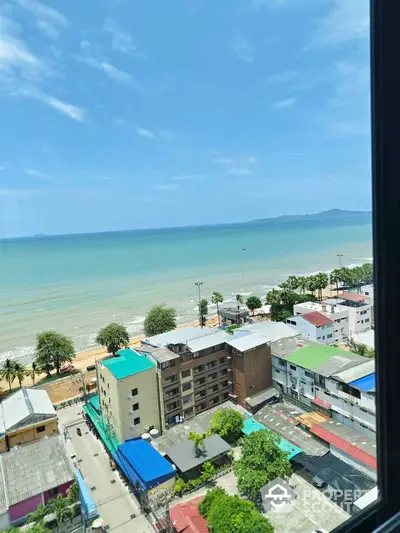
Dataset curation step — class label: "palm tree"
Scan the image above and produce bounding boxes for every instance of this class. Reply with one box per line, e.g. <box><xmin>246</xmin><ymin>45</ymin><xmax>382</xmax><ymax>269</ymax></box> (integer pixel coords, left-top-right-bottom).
<box><xmin>314</xmin><ymin>272</ymin><xmax>329</xmax><ymax>301</ymax></box>
<box><xmin>28</xmin><ymin>503</ymin><xmax>50</xmax><ymax>526</ymax></box>
<box><xmin>67</xmin><ymin>481</ymin><xmax>79</xmax><ymax>503</ymax></box>
<box><xmin>348</xmin><ymin>338</ymin><xmax>374</xmax><ymax>358</ymax></box>
<box><xmin>298</xmin><ymin>277</ymin><xmax>308</xmax><ymax>294</ymax></box>
<box><xmin>1</xmin><ymin>359</ymin><xmax>16</xmax><ymax>392</ymax></box>
<box><xmin>330</xmin><ymin>269</ymin><xmax>341</xmax><ymax>295</ymax></box>
<box><xmin>352</xmin><ymin>266</ymin><xmax>364</xmax><ymax>293</ymax></box>
<box><xmin>49</xmin><ymin>495</ymin><xmax>74</xmax><ymax>531</ymax></box>
<box><xmin>235</xmin><ymin>294</ymin><xmax>244</xmax><ymax>313</ymax></box>
<box><xmin>211</xmin><ymin>292</ymin><xmax>224</xmax><ymax>327</ymax></box>
<box><xmin>265</xmin><ymin>289</ymin><xmax>282</xmax><ymax>306</ymax></box>
<box><xmin>285</xmin><ymin>276</ymin><xmax>299</xmax><ymax>291</ymax></box>
<box><xmin>306</xmin><ymin>276</ymin><xmax>319</xmax><ymax>298</ymax></box>
<box><xmin>14</xmin><ymin>362</ymin><xmax>27</xmax><ymax>388</ymax></box>
<box><xmin>28</xmin><ymin>362</ymin><xmax>41</xmax><ymax>385</ymax></box>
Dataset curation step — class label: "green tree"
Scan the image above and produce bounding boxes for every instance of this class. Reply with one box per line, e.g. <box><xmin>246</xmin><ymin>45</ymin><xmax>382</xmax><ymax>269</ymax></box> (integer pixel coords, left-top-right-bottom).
<box><xmin>330</xmin><ymin>269</ymin><xmax>342</xmax><ymax>294</ymax></box>
<box><xmin>209</xmin><ymin>409</ymin><xmax>244</xmax><ymax>444</ymax></box>
<box><xmin>1</xmin><ymin>359</ymin><xmax>16</xmax><ymax>391</ymax></box>
<box><xmin>199</xmin><ymin>298</ymin><xmax>208</xmax><ymax>328</ymax></box>
<box><xmin>95</xmin><ymin>323</ymin><xmax>129</xmax><ymax>356</ymax></box>
<box><xmin>362</xmin><ymin>263</ymin><xmax>373</xmax><ymax>283</ymax></box>
<box><xmin>35</xmin><ymin>331</ymin><xmax>75</xmax><ymax>376</ymax></box>
<box><xmin>246</xmin><ymin>296</ymin><xmax>262</xmax><ymax>316</ymax></box>
<box><xmin>235</xmin><ymin>293</ymin><xmax>244</xmax><ymax>312</ymax></box>
<box><xmin>265</xmin><ymin>289</ymin><xmax>282</xmax><ymax>306</ymax></box>
<box><xmin>298</xmin><ymin>276</ymin><xmax>308</xmax><ymax>294</ymax></box>
<box><xmin>234</xmin><ymin>430</ymin><xmax>292</xmax><ymax>501</ymax></box>
<box><xmin>49</xmin><ymin>495</ymin><xmax>74</xmax><ymax>531</ymax></box>
<box><xmin>14</xmin><ymin>362</ymin><xmax>27</xmax><ymax>388</ymax></box>
<box><xmin>199</xmin><ymin>487</ymin><xmax>227</xmax><ymax>520</ymax></box>
<box><xmin>29</xmin><ymin>525</ymin><xmax>49</xmax><ymax>533</ymax></box>
<box><xmin>28</xmin><ymin>362</ymin><xmax>41</xmax><ymax>385</ymax></box>
<box><xmin>338</xmin><ymin>267</ymin><xmax>353</xmax><ymax>291</ymax></box>
<box><xmin>306</xmin><ymin>275</ymin><xmax>319</xmax><ymax>298</ymax></box>
<box><xmin>352</xmin><ymin>266</ymin><xmax>364</xmax><ymax>293</ymax></box>
<box><xmin>67</xmin><ymin>481</ymin><xmax>79</xmax><ymax>503</ymax></box>
<box><xmin>173</xmin><ymin>477</ymin><xmax>187</xmax><ymax>495</ymax></box>
<box><xmin>28</xmin><ymin>503</ymin><xmax>51</xmax><ymax>526</ymax></box>
<box><xmin>200</xmin><ymin>461</ymin><xmax>216</xmax><ymax>483</ymax></box>
<box><xmin>211</xmin><ymin>292</ymin><xmax>224</xmax><ymax>327</ymax></box>
<box><xmin>188</xmin><ymin>432</ymin><xmax>205</xmax><ymax>456</ymax></box>
<box><xmin>314</xmin><ymin>272</ymin><xmax>329</xmax><ymax>300</ymax></box>
<box><xmin>280</xmin><ymin>275</ymin><xmax>299</xmax><ymax>291</ymax></box>
<box><xmin>348</xmin><ymin>339</ymin><xmax>374</xmax><ymax>358</ymax></box>
<box><xmin>143</xmin><ymin>305</ymin><xmax>177</xmax><ymax>337</ymax></box>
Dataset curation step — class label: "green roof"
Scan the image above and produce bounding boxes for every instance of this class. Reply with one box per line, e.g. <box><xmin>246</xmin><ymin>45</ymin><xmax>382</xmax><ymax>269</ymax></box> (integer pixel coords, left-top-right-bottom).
<box><xmin>286</xmin><ymin>345</ymin><xmax>350</xmax><ymax>371</ymax></box>
<box><xmin>102</xmin><ymin>348</ymin><xmax>155</xmax><ymax>380</ymax></box>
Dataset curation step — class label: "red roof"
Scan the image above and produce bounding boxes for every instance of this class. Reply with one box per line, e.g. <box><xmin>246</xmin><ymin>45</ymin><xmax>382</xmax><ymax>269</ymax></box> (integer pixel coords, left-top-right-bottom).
<box><xmin>301</xmin><ymin>311</ymin><xmax>334</xmax><ymax>327</ymax></box>
<box><xmin>339</xmin><ymin>292</ymin><xmax>369</xmax><ymax>303</ymax></box>
<box><xmin>311</xmin><ymin>397</ymin><xmax>331</xmax><ymax>409</ymax></box>
<box><xmin>310</xmin><ymin>425</ymin><xmax>377</xmax><ymax>470</ymax></box>
<box><xmin>170</xmin><ymin>497</ymin><xmax>209</xmax><ymax>533</ymax></box>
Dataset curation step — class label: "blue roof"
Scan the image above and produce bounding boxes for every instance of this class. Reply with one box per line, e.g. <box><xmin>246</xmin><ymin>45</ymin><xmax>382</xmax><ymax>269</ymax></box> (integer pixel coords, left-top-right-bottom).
<box><xmin>350</xmin><ymin>372</ymin><xmax>375</xmax><ymax>392</ymax></box>
<box><xmin>114</xmin><ymin>439</ymin><xmax>175</xmax><ymax>489</ymax></box>
<box><xmin>242</xmin><ymin>417</ymin><xmax>302</xmax><ymax>460</ymax></box>
<box><xmin>76</xmin><ymin>469</ymin><xmax>98</xmax><ymax>521</ymax></box>
<box><xmin>102</xmin><ymin>349</ymin><xmax>155</xmax><ymax>380</ymax></box>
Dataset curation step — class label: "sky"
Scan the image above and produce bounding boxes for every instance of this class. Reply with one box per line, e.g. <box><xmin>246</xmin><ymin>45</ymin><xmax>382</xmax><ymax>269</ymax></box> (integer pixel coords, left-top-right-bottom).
<box><xmin>0</xmin><ymin>0</ymin><xmax>371</xmax><ymax>237</ymax></box>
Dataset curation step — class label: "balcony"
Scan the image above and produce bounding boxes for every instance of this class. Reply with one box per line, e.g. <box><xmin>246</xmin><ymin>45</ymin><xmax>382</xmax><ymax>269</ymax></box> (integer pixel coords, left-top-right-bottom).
<box><xmin>195</xmin><ymin>391</ymin><xmax>207</xmax><ymax>401</ymax></box>
<box><xmin>193</xmin><ymin>365</ymin><xmax>205</xmax><ymax>376</ymax></box>
<box><xmin>163</xmin><ymin>376</ymin><xmax>179</xmax><ymax>388</ymax></box>
<box><xmin>166</xmin><ymin>402</ymin><xmax>180</xmax><ymax>414</ymax></box>
<box><xmin>164</xmin><ymin>387</ymin><xmax>180</xmax><ymax>400</ymax></box>
<box><xmin>194</xmin><ymin>377</ymin><xmax>206</xmax><ymax>388</ymax></box>
<box><xmin>207</xmin><ymin>372</ymin><xmax>218</xmax><ymax>382</ymax></box>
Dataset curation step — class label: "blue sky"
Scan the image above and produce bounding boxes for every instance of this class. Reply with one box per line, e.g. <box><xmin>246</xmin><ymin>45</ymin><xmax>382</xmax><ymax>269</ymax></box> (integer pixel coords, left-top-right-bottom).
<box><xmin>0</xmin><ymin>0</ymin><xmax>370</xmax><ymax>237</ymax></box>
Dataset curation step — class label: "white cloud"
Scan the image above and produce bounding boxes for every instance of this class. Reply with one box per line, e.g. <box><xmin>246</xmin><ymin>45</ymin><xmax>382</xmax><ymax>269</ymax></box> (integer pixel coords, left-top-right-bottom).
<box><xmin>272</xmin><ymin>97</ymin><xmax>297</xmax><ymax>109</ymax></box>
<box><xmin>229</xmin><ymin>167</ymin><xmax>251</xmax><ymax>176</ymax></box>
<box><xmin>103</xmin><ymin>17</ymin><xmax>148</xmax><ymax>60</ymax></box>
<box><xmin>170</xmin><ymin>174</ymin><xmax>206</xmax><ymax>181</ymax></box>
<box><xmin>14</xmin><ymin>0</ymin><xmax>68</xmax><ymax>39</ymax></box>
<box><xmin>312</xmin><ymin>0</ymin><xmax>369</xmax><ymax>46</ymax></box>
<box><xmin>78</xmin><ymin>56</ymin><xmax>143</xmax><ymax>91</ymax></box>
<box><xmin>230</xmin><ymin>35</ymin><xmax>254</xmax><ymax>63</ymax></box>
<box><xmin>25</xmin><ymin>168</ymin><xmax>49</xmax><ymax>179</ymax></box>
<box><xmin>152</xmin><ymin>183</ymin><xmax>179</xmax><ymax>191</ymax></box>
<box><xmin>213</xmin><ymin>157</ymin><xmax>233</xmax><ymax>165</ymax></box>
<box><xmin>140</xmin><ymin>196</ymin><xmax>157</xmax><ymax>203</ymax></box>
<box><xmin>16</xmin><ymin>88</ymin><xmax>85</xmax><ymax>121</ymax></box>
<box><xmin>137</xmin><ymin>127</ymin><xmax>157</xmax><ymax>139</ymax></box>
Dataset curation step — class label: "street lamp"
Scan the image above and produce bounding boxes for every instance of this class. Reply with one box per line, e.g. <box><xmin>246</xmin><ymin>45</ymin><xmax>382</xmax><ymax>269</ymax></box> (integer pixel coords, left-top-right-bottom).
<box><xmin>337</xmin><ymin>254</ymin><xmax>344</xmax><ymax>268</ymax></box>
<box><xmin>194</xmin><ymin>281</ymin><xmax>203</xmax><ymax>328</ymax></box>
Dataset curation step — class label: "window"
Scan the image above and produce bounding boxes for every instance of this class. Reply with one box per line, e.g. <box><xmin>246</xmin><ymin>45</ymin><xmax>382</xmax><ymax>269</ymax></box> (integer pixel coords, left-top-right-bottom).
<box><xmin>279</xmin><ymin>358</ymin><xmax>286</xmax><ymax>367</ymax></box>
<box><xmin>132</xmin><ymin>403</ymin><xmax>139</xmax><ymax>411</ymax></box>
<box><xmin>36</xmin><ymin>425</ymin><xmax>46</xmax><ymax>433</ymax></box>
<box><xmin>290</xmin><ymin>365</ymin><xmax>296</xmax><ymax>371</ymax></box>
<box><xmin>133</xmin><ymin>417</ymin><xmax>140</xmax><ymax>425</ymax></box>
<box><xmin>366</xmin><ymin>318</ymin><xmax>370</xmax><ymax>323</ymax></box>
<box><xmin>182</xmin><ymin>382</ymin><xmax>192</xmax><ymax>392</ymax></box>
<box><xmin>219</xmin><ymin>356</ymin><xmax>226</xmax><ymax>365</ymax></box>
<box><xmin>305</xmin><ymin>371</ymin><xmax>313</xmax><ymax>378</ymax></box>
<box><xmin>48</xmin><ymin>487</ymin><xmax>58</xmax><ymax>499</ymax></box>
<box><xmin>181</xmin><ymin>369</ymin><xmax>191</xmax><ymax>379</ymax></box>
<box><xmin>327</xmin><ymin>333</ymin><xmax>333</xmax><ymax>339</ymax></box>
<box><xmin>131</xmin><ymin>388</ymin><xmax>138</xmax><ymax>396</ymax></box>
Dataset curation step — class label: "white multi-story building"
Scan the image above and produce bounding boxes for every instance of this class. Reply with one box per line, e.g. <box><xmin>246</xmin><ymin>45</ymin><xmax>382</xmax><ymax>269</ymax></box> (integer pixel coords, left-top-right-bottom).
<box><xmin>270</xmin><ymin>336</ymin><xmax>376</xmax><ymax>438</ymax></box>
<box><xmin>286</xmin><ymin>311</ymin><xmax>334</xmax><ymax>344</ymax></box>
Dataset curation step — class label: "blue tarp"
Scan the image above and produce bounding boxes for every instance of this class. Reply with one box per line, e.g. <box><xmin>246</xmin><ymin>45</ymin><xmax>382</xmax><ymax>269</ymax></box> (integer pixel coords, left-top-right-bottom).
<box><xmin>76</xmin><ymin>469</ymin><xmax>98</xmax><ymax>523</ymax></box>
<box><xmin>113</xmin><ymin>438</ymin><xmax>175</xmax><ymax>490</ymax></box>
<box><xmin>350</xmin><ymin>372</ymin><xmax>375</xmax><ymax>392</ymax></box>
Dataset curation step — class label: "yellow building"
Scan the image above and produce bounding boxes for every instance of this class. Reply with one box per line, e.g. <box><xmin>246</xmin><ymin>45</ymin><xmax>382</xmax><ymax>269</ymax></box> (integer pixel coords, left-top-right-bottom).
<box><xmin>97</xmin><ymin>349</ymin><xmax>160</xmax><ymax>443</ymax></box>
<box><xmin>0</xmin><ymin>388</ymin><xmax>58</xmax><ymax>452</ymax></box>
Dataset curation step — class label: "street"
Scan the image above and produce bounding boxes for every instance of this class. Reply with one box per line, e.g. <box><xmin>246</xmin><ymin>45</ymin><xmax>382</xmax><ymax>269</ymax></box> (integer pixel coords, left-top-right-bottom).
<box><xmin>58</xmin><ymin>403</ymin><xmax>154</xmax><ymax>533</ymax></box>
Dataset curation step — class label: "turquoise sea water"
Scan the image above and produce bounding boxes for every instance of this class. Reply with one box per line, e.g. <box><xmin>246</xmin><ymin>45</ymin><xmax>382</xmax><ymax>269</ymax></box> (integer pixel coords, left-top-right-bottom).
<box><xmin>0</xmin><ymin>217</ymin><xmax>372</xmax><ymax>363</ymax></box>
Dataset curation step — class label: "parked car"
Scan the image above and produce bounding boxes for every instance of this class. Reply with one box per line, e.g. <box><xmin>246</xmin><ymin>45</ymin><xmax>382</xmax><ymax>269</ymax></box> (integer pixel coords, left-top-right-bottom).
<box><xmin>76</xmin><ymin>427</ymin><xmax>82</xmax><ymax>436</ymax></box>
<box><xmin>312</xmin><ymin>476</ymin><xmax>326</xmax><ymax>488</ymax></box>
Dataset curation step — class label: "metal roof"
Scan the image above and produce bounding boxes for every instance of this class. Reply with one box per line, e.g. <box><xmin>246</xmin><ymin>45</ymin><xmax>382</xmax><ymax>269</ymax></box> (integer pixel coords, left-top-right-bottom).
<box><xmin>270</xmin><ymin>336</ymin><xmax>317</xmax><ymax>358</ymax></box>
<box><xmin>333</xmin><ymin>359</ymin><xmax>375</xmax><ymax>384</ymax></box>
<box><xmin>235</xmin><ymin>321</ymin><xmax>300</xmax><ymax>342</ymax></box>
<box><xmin>166</xmin><ymin>434</ymin><xmax>231</xmax><ymax>473</ymax></box>
<box><xmin>144</xmin><ymin>327</ymin><xmax>216</xmax><ymax>347</ymax></box>
<box><xmin>339</xmin><ymin>292</ymin><xmax>369</xmax><ymax>303</ymax></box>
<box><xmin>245</xmin><ymin>387</ymin><xmax>280</xmax><ymax>408</ymax></box>
<box><xmin>187</xmin><ymin>330</ymin><xmax>228</xmax><ymax>352</ymax></box>
<box><xmin>349</xmin><ymin>373</ymin><xmax>376</xmax><ymax>392</ymax></box>
<box><xmin>300</xmin><ymin>311</ymin><xmax>334</xmax><ymax>327</ymax></box>
<box><xmin>0</xmin><ymin>388</ymin><xmax>56</xmax><ymax>433</ymax></box>
<box><xmin>101</xmin><ymin>348</ymin><xmax>155</xmax><ymax>379</ymax></box>
<box><xmin>139</xmin><ymin>345</ymin><xmax>179</xmax><ymax>364</ymax></box>
<box><xmin>313</xmin><ymin>354</ymin><xmax>369</xmax><ymax>378</ymax></box>
<box><xmin>170</xmin><ymin>497</ymin><xmax>209</xmax><ymax>533</ymax></box>
<box><xmin>1</xmin><ymin>434</ymin><xmax>74</xmax><ymax>506</ymax></box>
<box><xmin>285</xmin><ymin>345</ymin><xmax>353</xmax><ymax>371</ymax></box>
<box><xmin>225</xmin><ymin>333</ymin><xmax>267</xmax><ymax>352</ymax></box>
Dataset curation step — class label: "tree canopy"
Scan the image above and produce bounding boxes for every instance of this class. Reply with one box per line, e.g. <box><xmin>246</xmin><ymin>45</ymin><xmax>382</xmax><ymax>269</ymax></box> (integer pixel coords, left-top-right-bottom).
<box><xmin>209</xmin><ymin>408</ymin><xmax>244</xmax><ymax>444</ymax></box>
<box><xmin>0</xmin><ymin>359</ymin><xmax>17</xmax><ymax>391</ymax></box>
<box><xmin>266</xmin><ymin>289</ymin><xmax>316</xmax><ymax>322</ymax></box>
<box><xmin>246</xmin><ymin>296</ymin><xmax>262</xmax><ymax>315</ymax></box>
<box><xmin>35</xmin><ymin>331</ymin><xmax>75</xmax><ymax>376</ymax></box>
<box><xmin>234</xmin><ymin>430</ymin><xmax>292</xmax><ymax>501</ymax></box>
<box><xmin>95</xmin><ymin>323</ymin><xmax>129</xmax><ymax>355</ymax></box>
<box><xmin>348</xmin><ymin>338</ymin><xmax>374</xmax><ymax>358</ymax></box>
<box><xmin>199</xmin><ymin>488</ymin><xmax>274</xmax><ymax>533</ymax></box>
<box><xmin>143</xmin><ymin>305</ymin><xmax>177</xmax><ymax>337</ymax></box>
<box><xmin>199</xmin><ymin>298</ymin><xmax>208</xmax><ymax>327</ymax></box>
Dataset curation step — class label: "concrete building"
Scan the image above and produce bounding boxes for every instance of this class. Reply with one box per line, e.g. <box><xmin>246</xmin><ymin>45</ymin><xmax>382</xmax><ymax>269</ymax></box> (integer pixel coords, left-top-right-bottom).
<box><xmin>0</xmin><ymin>388</ymin><xmax>58</xmax><ymax>452</ymax></box>
<box><xmin>286</xmin><ymin>311</ymin><xmax>334</xmax><ymax>344</ymax></box>
<box><xmin>270</xmin><ymin>336</ymin><xmax>376</xmax><ymax>437</ymax></box>
<box><xmin>97</xmin><ymin>348</ymin><xmax>160</xmax><ymax>443</ymax></box>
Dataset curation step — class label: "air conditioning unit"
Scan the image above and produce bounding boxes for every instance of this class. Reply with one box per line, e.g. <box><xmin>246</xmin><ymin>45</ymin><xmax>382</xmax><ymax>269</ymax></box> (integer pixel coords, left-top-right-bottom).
<box><xmin>128</xmin><ymin>395</ymin><xmax>133</xmax><ymax>399</ymax></box>
<box><xmin>129</xmin><ymin>410</ymin><xmax>133</xmax><ymax>414</ymax></box>
<box><xmin>227</xmin><ymin>368</ymin><xmax>232</xmax><ymax>372</ymax></box>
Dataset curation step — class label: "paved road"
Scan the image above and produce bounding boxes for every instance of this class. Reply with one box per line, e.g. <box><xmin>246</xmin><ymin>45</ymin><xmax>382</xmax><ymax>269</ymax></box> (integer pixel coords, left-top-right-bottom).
<box><xmin>58</xmin><ymin>403</ymin><xmax>154</xmax><ymax>533</ymax></box>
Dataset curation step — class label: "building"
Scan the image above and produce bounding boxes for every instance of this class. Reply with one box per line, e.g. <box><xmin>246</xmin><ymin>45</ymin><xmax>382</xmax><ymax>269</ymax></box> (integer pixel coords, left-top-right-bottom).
<box><xmin>169</xmin><ymin>497</ymin><xmax>209</xmax><ymax>533</ymax></box>
<box><xmin>286</xmin><ymin>311</ymin><xmax>334</xmax><ymax>344</ymax></box>
<box><xmin>0</xmin><ymin>434</ymin><xmax>75</xmax><ymax>527</ymax></box>
<box><xmin>165</xmin><ymin>434</ymin><xmax>231</xmax><ymax>480</ymax></box>
<box><xmin>141</xmin><ymin>328</ymin><xmax>233</xmax><ymax>429</ymax></box>
<box><xmin>0</xmin><ymin>388</ymin><xmax>58</xmax><ymax>452</ymax></box>
<box><xmin>270</xmin><ymin>336</ymin><xmax>376</xmax><ymax>437</ymax></box>
<box><xmin>218</xmin><ymin>306</ymin><xmax>249</xmax><ymax>325</ymax></box>
<box><xmin>96</xmin><ymin>348</ymin><xmax>160</xmax><ymax>443</ymax></box>
<box><xmin>351</xmin><ymin>329</ymin><xmax>375</xmax><ymax>350</ymax></box>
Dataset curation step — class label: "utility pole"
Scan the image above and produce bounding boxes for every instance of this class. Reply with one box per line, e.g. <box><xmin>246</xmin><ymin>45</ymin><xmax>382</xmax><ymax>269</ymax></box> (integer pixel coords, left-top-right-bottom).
<box><xmin>194</xmin><ymin>281</ymin><xmax>203</xmax><ymax>328</ymax></box>
<box><xmin>337</xmin><ymin>254</ymin><xmax>344</xmax><ymax>268</ymax></box>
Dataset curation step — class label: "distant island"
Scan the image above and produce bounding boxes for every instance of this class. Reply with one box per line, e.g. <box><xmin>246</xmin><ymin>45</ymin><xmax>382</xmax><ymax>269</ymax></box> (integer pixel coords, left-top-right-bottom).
<box><xmin>250</xmin><ymin>209</ymin><xmax>372</xmax><ymax>225</ymax></box>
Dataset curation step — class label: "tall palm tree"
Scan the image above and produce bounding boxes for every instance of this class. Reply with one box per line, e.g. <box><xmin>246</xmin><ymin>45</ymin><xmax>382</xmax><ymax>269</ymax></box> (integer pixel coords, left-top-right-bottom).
<box><xmin>306</xmin><ymin>276</ymin><xmax>319</xmax><ymax>299</ymax></box>
<box><xmin>330</xmin><ymin>269</ymin><xmax>341</xmax><ymax>295</ymax></box>
<box><xmin>314</xmin><ymin>272</ymin><xmax>329</xmax><ymax>301</ymax></box>
<box><xmin>29</xmin><ymin>362</ymin><xmax>41</xmax><ymax>385</ymax></box>
<box><xmin>49</xmin><ymin>495</ymin><xmax>74</xmax><ymax>531</ymax></box>
<box><xmin>28</xmin><ymin>503</ymin><xmax>50</xmax><ymax>526</ymax></box>
<box><xmin>298</xmin><ymin>277</ymin><xmax>308</xmax><ymax>294</ymax></box>
<box><xmin>235</xmin><ymin>294</ymin><xmax>244</xmax><ymax>313</ymax></box>
<box><xmin>1</xmin><ymin>359</ymin><xmax>16</xmax><ymax>392</ymax></box>
<box><xmin>211</xmin><ymin>292</ymin><xmax>224</xmax><ymax>327</ymax></box>
<box><xmin>14</xmin><ymin>362</ymin><xmax>27</xmax><ymax>388</ymax></box>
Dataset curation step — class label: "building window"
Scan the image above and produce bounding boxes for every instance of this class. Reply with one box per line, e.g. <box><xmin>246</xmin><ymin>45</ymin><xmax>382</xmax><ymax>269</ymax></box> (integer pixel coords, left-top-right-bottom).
<box><xmin>327</xmin><ymin>333</ymin><xmax>333</xmax><ymax>339</ymax></box>
<box><xmin>279</xmin><ymin>359</ymin><xmax>286</xmax><ymax>367</ymax></box>
<box><xmin>132</xmin><ymin>403</ymin><xmax>139</xmax><ymax>411</ymax></box>
<box><xmin>181</xmin><ymin>369</ymin><xmax>191</xmax><ymax>379</ymax></box>
<box><xmin>219</xmin><ymin>356</ymin><xmax>226</xmax><ymax>364</ymax></box>
<box><xmin>48</xmin><ymin>487</ymin><xmax>58</xmax><ymax>498</ymax></box>
<box><xmin>366</xmin><ymin>318</ymin><xmax>370</xmax><ymax>323</ymax></box>
<box><xmin>131</xmin><ymin>388</ymin><xmax>138</xmax><ymax>396</ymax></box>
<box><xmin>36</xmin><ymin>425</ymin><xmax>46</xmax><ymax>433</ymax></box>
<box><xmin>305</xmin><ymin>371</ymin><xmax>313</xmax><ymax>378</ymax></box>
<box><xmin>134</xmin><ymin>417</ymin><xmax>140</xmax><ymax>425</ymax></box>
<box><xmin>182</xmin><ymin>382</ymin><xmax>192</xmax><ymax>392</ymax></box>
<box><xmin>290</xmin><ymin>365</ymin><xmax>296</xmax><ymax>371</ymax></box>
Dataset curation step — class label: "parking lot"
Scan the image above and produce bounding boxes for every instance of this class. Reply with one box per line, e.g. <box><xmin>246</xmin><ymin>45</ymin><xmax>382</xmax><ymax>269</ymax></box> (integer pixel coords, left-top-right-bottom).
<box><xmin>58</xmin><ymin>403</ymin><xmax>154</xmax><ymax>533</ymax></box>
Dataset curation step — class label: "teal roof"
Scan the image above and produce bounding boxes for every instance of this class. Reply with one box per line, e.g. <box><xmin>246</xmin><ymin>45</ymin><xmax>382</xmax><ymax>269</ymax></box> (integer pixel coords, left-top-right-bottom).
<box><xmin>102</xmin><ymin>349</ymin><xmax>155</xmax><ymax>380</ymax></box>
<box><xmin>89</xmin><ymin>395</ymin><xmax>100</xmax><ymax>411</ymax></box>
<box><xmin>242</xmin><ymin>417</ymin><xmax>302</xmax><ymax>460</ymax></box>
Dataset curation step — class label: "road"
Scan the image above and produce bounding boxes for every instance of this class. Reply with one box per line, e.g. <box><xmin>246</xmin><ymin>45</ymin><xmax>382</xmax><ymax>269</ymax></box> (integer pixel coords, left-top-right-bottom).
<box><xmin>58</xmin><ymin>403</ymin><xmax>154</xmax><ymax>533</ymax></box>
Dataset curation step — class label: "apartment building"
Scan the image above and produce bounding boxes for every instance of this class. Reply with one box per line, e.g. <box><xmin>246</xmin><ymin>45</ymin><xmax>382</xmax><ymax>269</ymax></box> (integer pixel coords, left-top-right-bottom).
<box><xmin>141</xmin><ymin>328</ymin><xmax>233</xmax><ymax>430</ymax></box>
<box><xmin>270</xmin><ymin>335</ymin><xmax>376</xmax><ymax>438</ymax></box>
<box><xmin>0</xmin><ymin>388</ymin><xmax>58</xmax><ymax>452</ymax></box>
<box><xmin>286</xmin><ymin>311</ymin><xmax>334</xmax><ymax>344</ymax></box>
<box><xmin>97</xmin><ymin>348</ymin><xmax>160</xmax><ymax>442</ymax></box>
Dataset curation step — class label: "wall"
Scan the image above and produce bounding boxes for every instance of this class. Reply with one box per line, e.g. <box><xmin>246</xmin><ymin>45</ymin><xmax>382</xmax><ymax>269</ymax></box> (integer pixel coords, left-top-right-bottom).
<box><xmin>231</xmin><ymin>344</ymin><xmax>271</xmax><ymax>405</ymax></box>
<box><xmin>0</xmin><ymin>437</ymin><xmax>7</xmax><ymax>454</ymax></box>
<box><xmin>0</xmin><ymin>511</ymin><xmax>9</xmax><ymax>531</ymax></box>
<box><xmin>97</xmin><ymin>364</ymin><xmax>123</xmax><ymax>442</ymax></box>
<box><xmin>43</xmin><ymin>481</ymin><xmax>73</xmax><ymax>505</ymax></box>
<box><xmin>9</xmin><ymin>493</ymin><xmax>43</xmax><ymax>524</ymax></box>
<box><xmin>287</xmin><ymin>317</ymin><xmax>318</xmax><ymax>342</ymax></box>
<box><xmin>330</xmin><ymin>446</ymin><xmax>377</xmax><ymax>481</ymax></box>
<box><xmin>7</xmin><ymin>419</ymin><xmax>58</xmax><ymax>449</ymax></box>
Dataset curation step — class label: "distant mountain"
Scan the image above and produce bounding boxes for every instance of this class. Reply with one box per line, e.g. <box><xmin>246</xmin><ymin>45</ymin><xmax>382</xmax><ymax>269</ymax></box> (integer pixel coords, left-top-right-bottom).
<box><xmin>251</xmin><ymin>209</ymin><xmax>372</xmax><ymax>225</ymax></box>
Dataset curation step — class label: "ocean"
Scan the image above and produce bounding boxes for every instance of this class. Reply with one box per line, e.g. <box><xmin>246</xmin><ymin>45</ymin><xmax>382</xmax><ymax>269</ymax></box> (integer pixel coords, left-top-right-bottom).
<box><xmin>0</xmin><ymin>216</ymin><xmax>372</xmax><ymax>364</ymax></box>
